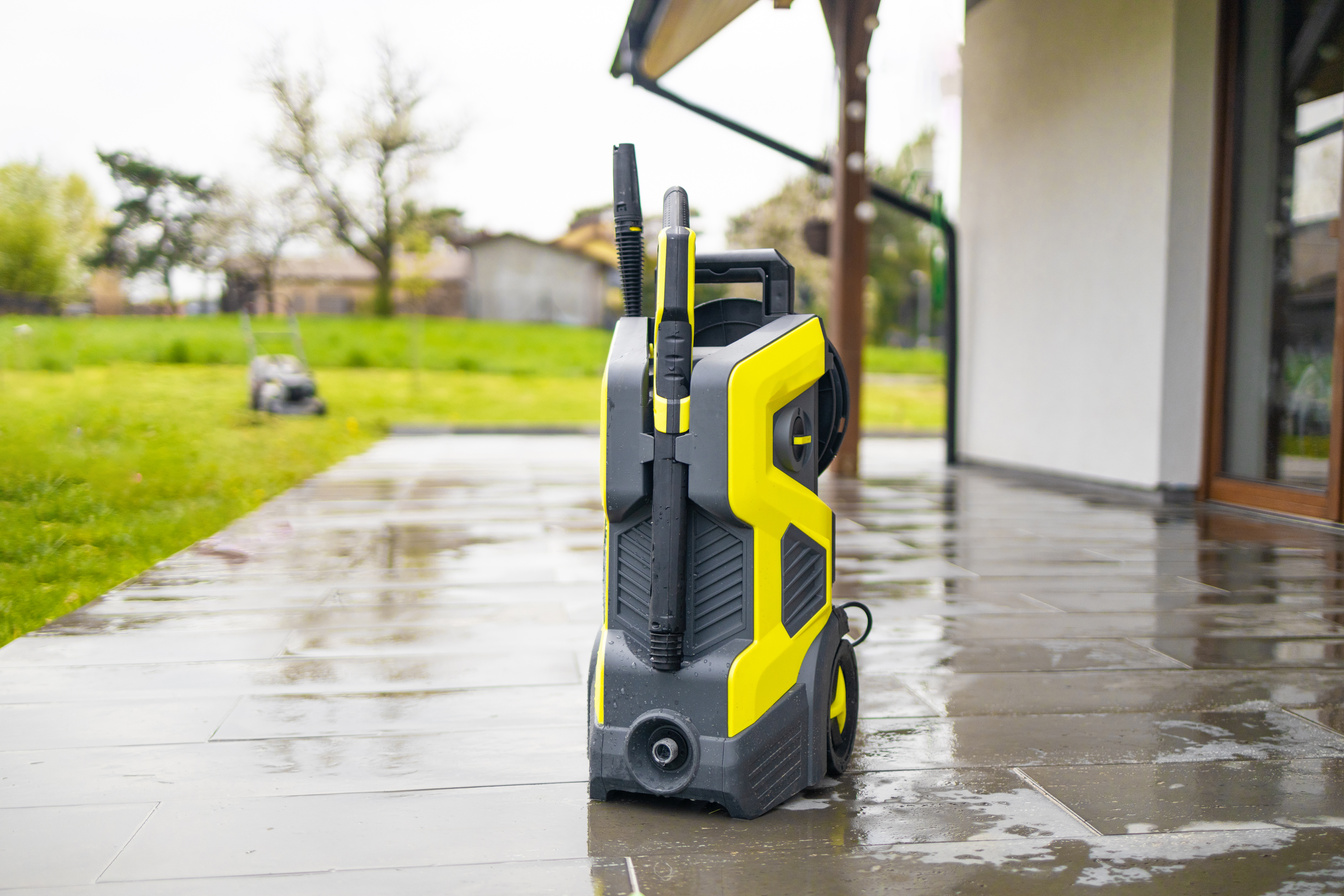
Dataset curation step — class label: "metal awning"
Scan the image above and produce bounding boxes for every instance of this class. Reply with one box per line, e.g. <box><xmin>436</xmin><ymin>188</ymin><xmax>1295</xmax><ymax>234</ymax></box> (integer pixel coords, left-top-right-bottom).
<box><xmin>612</xmin><ymin>0</ymin><xmax>760</xmax><ymax>80</ymax></box>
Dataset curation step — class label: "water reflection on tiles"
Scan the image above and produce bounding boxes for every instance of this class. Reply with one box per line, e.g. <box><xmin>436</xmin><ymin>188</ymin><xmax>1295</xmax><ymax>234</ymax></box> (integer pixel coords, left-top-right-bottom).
<box><xmin>7</xmin><ymin>434</ymin><xmax>1344</xmax><ymax>890</ymax></box>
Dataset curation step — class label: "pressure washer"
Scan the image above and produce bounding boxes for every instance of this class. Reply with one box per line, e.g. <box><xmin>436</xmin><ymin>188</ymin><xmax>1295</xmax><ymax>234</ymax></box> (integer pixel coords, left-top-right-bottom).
<box><xmin>588</xmin><ymin>143</ymin><xmax>867</xmax><ymax>819</ymax></box>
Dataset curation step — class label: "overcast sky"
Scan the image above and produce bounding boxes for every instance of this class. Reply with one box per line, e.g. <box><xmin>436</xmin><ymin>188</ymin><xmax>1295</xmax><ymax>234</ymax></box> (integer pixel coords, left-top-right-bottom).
<box><xmin>1</xmin><ymin>0</ymin><xmax>962</xmax><ymax>258</ymax></box>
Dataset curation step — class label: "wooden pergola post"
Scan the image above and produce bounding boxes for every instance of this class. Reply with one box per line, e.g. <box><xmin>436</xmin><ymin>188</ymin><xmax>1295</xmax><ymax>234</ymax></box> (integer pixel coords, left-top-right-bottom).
<box><xmin>822</xmin><ymin>0</ymin><xmax>879</xmax><ymax>478</ymax></box>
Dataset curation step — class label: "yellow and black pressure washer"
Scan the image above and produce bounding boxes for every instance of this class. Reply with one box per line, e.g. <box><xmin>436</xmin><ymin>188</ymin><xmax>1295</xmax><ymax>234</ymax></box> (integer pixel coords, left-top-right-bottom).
<box><xmin>588</xmin><ymin>144</ymin><xmax>867</xmax><ymax>819</ymax></box>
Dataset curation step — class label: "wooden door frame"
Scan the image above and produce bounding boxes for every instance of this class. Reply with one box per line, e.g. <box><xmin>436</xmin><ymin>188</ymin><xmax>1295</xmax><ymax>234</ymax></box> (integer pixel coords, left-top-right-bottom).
<box><xmin>1201</xmin><ymin>0</ymin><xmax>1340</xmax><ymax>521</ymax></box>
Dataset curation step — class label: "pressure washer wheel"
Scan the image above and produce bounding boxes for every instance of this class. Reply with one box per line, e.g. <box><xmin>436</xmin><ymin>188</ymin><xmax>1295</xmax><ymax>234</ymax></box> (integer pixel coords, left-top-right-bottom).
<box><xmin>826</xmin><ymin>638</ymin><xmax>859</xmax><ymax>777</ymax></box>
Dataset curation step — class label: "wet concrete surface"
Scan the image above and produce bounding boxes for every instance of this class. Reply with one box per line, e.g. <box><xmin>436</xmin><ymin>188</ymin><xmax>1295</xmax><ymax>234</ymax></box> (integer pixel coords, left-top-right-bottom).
<box><xmin>4</xmin><ymin>434</ymin><xmax>1344</xmax><ymax>892</ymax></box>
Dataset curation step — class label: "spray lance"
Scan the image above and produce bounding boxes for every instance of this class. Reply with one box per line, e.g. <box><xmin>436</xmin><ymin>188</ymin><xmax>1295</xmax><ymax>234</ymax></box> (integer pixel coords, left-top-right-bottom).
<box><xmin>611</xmin><ymin>144</ymin><xmax>695</xmax><ymax>672</ymax></box>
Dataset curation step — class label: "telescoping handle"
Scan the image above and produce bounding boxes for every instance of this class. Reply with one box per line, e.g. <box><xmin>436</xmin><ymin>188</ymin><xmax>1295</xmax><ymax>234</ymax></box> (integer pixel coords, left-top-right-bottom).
<box><xmin>647</xmin><ymin>186</ymin><xmax>695</xmax><ymax>672</ymax></box>
<box><xmin>654</xmin><ymin>186</ymin><xmax>693</xmax><ymax>433</ymax></box>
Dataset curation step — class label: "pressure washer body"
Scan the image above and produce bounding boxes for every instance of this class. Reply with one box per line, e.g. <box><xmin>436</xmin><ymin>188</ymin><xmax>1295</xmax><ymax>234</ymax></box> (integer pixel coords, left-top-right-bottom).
<box><xmin>588</xmin><ymin>145</ymin><xmax>858</xmax><ymax>819</ymax></box>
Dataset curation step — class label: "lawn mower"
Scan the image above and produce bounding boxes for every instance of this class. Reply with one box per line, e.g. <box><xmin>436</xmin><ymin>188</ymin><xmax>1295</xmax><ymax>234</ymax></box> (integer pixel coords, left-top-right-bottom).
<box><xmin>588</xmin><ymin>143</ymin><xmax>864</xmax><ymax>819</ymax></box>
<box><xmin>241</xmin><ymin>311</ymin><xmax>326</xmax><ymax>416</ymax></box>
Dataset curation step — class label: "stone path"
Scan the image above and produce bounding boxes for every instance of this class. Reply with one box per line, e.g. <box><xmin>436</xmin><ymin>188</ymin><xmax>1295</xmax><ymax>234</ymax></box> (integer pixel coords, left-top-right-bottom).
<box><xmin>3</xmin><ymin>434</ymin><xmax>1344</xmax><ymax>893</ymax></box>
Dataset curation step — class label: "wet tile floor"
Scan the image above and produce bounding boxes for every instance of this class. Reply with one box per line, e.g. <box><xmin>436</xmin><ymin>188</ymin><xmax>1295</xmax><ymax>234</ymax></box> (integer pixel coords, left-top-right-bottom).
<box><xmin>4</xmin><ymin>434</ymin><xmax>1344</xmax><ymax>893</ymax></box>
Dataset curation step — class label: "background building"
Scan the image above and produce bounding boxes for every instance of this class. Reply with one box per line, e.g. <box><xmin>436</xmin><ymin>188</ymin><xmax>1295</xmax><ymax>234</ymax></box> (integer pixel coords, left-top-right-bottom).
<box><xmin>960</xmin><ymin>0</ymin><xmax>1344</xmax><ymax>523</ymax></box>
<box><xmin>465</xmin><ymin>233</ymin><xmax>612</xmax><ymax>326</ymax></box>
<box><xmin>224</xmin><ymin>246</ymin><xmax>471</xmax><ymax>317</ymax></box>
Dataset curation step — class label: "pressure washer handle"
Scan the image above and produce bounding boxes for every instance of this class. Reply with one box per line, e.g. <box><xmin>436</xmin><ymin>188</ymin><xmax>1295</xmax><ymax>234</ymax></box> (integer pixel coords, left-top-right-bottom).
<box><xmin>613</xmin><ymin>144</ymin><xmax>644</xmax><ymax>318</ymax></box>
<box><xmin>653</xmin><ymin>187</ymin><xmax>694</xmax><ymax>435</ymax></box>
<box><xmin>647</xmin><ymin>185</ymin><xmax>696</xmax><ymax>672</ymax></box>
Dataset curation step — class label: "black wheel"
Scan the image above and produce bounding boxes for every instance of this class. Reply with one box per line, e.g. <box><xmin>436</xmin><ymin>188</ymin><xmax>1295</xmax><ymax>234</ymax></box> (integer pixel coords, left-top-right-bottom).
<box><xmin>816</xmin><ymin>338</ymin><xmax>849</xmax><ymax>474</ymax></box>
<box><xmin>826</xmin><ymin>638</ymin><xmax>859</xmax><ymax>776</ymax></box>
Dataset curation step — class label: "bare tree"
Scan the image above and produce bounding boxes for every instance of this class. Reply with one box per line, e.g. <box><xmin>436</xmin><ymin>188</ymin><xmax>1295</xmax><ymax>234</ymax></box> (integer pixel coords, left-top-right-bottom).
<box><xmin>217</xmin><ymin>185</ymin><xmax>316</xmax><ymax>314</ymax></box>
<box><xmin>262</xmin><ymin>43</ymin><xmax>455</xmax><ymax>316</ymax></box>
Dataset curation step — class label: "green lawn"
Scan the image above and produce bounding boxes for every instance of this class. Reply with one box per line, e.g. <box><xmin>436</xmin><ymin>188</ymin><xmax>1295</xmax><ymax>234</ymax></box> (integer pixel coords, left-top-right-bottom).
<box><xmin>2</xmin><ymin>314</ymin><xmax>946</xmax><ymax>378</ymax></box>
<box><xmin>1</xmin><ymin>314</ymin><xmax>613</xmax><ymax>375</ymax></box>
<box><xmin>0</xmin><ymin>364</ymin><xmax>605</xmax><ymax>644</ymax></box>
<box><xmin>863</xmin><ymin>344</ymin><xmax>945</xmax><ymax>377</ymax></box>
<box><xmin>862</xmin><ymin>379</ymin><xmax>946</xmax><ymax>432</ymax></box>
<box><xmin>1</xmin><ymin>316</ymin><xmax>944</xmax><ymax>646</ymax></box>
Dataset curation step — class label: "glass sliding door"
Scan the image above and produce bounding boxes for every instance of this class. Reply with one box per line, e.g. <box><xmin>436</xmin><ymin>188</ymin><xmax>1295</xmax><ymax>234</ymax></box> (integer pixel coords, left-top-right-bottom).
<box><xmin>1209</xmin><ymin>0</ymin><xmax>1344</xmax><ymax>517</ymax></box>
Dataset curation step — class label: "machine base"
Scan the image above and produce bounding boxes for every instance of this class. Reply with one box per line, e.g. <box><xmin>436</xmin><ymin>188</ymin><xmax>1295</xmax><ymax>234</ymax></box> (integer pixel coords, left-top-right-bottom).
<box><xmin>588</xmin><ymin>610</ymin><xmax>848</xmax><ymax>820</ymax></box>
<box><xmin>590</xmin><ymin>684</ymin><xmax>812</xmax><ymax>819</ymax></box>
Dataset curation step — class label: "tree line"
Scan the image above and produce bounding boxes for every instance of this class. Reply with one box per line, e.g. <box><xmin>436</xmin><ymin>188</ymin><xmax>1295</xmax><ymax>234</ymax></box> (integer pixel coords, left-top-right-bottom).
<box><xmin>0</xmin><ymin>40</ymin><xmax>945</xmax><ymax>342</ymax></box>
<box><xmin>0</xmin><ymin>43</ymin><xmax>458</xmax><ymax>317</ymax></box>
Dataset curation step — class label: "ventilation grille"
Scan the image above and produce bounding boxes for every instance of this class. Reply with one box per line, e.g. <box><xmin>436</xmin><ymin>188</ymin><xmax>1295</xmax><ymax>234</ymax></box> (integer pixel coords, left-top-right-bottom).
<box><xmin>614</xmin><ymin>518</ymin><xmax>652</xmax><ymax>652</ymax></box>
<box><xmin>687</xmin><ymin>511</ymin><xmax>746</xmax><ymax>655</ymax></box>
<box><xmin>780</xmin><ymin>525</ymin><xmax>826</xmax><ymax>636</ymax></box>
<box><xmin>612</xmin><ymin>510</ymin><xmax>748</xmax><ymax>659</ymax></box>
<box><xmin>747</xmin><ymin>725</ymin><xmax>805</xmax><ymax>808</ymax></box>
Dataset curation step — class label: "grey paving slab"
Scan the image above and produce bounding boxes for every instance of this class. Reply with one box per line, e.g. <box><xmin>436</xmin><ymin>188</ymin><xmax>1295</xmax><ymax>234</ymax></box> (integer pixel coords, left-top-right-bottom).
<box><xmin>928</xmin><ymin>575</ymin><xmax>1226</xmax><ymax>595</ymax></box>
<box><xmin>877</xmin><ymin>609</ymin><xmax>1344</xmax><ymax>642</ymax></box>
<box><xmin>591</xmin><ymin>767</ymin><xmax>1097</xmax><ymax>848</ymax></box>
<box><xmin>901</xmin><ymin>668</ymin><xmax>1344</xmax><ymax>715</ymax></box>
<box><xmin>587</xmin><ymin>828</ymin><xmax>1344</xmax><ymax>895</ymax></box>
<box><xmin>277</xmin><ymin>620</ymin><xmax>596</xmax><ymax>658</ymax></box>
<box><xmin>858</xmin><ymin>679</ymin><xmax>940</xmax><ymax>719</ymax></box>
<box><xmin>1027</xmin><ymin>758</ymin><xmax>1344</xmax><ymax>834</ymax></box>
<box><xmin>0</xmin><ymin>859</ymin><xmax>623</xmax><ymax>896</ymax></box>
<box><xmin>0</xmin><ymin>650</ymin><xmax>580</xmax><ymax>703</ymax></box>
<box><xmin>860</xmin><ymin>638</ymin><xmax>1189</xmax><ymax>673</ymax></box>
<box><xmin>1026</xmin><ymin>589</ymin><xmax>1344</xmax><ymax>612</ymax></box>
<box><xmin>834</xmin><ymin>589</ymin><xmax>1059</xmax><ymax>616</ymax></box>
<box><xmin>10</xmin><ymin>433</ymin><xmax>1344</xmax><ymax>892</ymax></box>
<box><xmin>1132</xmin><ymin>636</ymin><xmax>1344</xmax><ymax>668</ymax></box>
<box><xmin>0</xmin><ymin>727</ymin><xmax>586</xmax><ymax>807</ymax></box>
<box><xmin>98</xmin><ymin>769</ymin><xmax>1098</xmax><ymax>884</ymax></box>
<box><xmin>1291</xmin><ymin>706</ymin><xmax>1344</xmax><ymax>735</ymax></box>
<box><xmin>852</xmin><ymin>709</ymin><xmax>1344</xmax><ymax>771</ymax></box>
<box><xmin>0</xmin><ymin>804</ymin><xmax>156</xmax><ymax>888</ymax></box>
<box><xmin>0</xmin><ymin>699</ymin><xmax>236</xmax><ymax>751</ymax></box>
<box><xmin>212</xmin><ymin>686</ymin><xmax>586</xmax><ymax>740</ymax></box>
<box><xmin>101</xmin><ymin>784</ymin><xmax>591</xmax><ymax>881</ymax></box>
<box><xmin>0</xmin><ymin>631</ymin><xmax>291</xmax><ymax>666</ymax></box>
<box><xmin>39</xmin><ymin>607</ymin><xmax>314</xmax><ymax>633</ymax></box>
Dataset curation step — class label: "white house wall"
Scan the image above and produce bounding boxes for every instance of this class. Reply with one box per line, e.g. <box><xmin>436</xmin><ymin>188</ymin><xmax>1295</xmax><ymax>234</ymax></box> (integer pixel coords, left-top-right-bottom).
<box><xmin>468</xmin><ymin>237</ymin><xmax>605</xmax><ymax>326</ymax></box>
<box><xmin>1159</xmin><ymin>0</ymin><xmax>1218</xmax><ymax>488</ymax></box>
<box><xmin>959</xmin><ymin>0</ymin><xmax>1216</xmax><ymax>489</ymax></box>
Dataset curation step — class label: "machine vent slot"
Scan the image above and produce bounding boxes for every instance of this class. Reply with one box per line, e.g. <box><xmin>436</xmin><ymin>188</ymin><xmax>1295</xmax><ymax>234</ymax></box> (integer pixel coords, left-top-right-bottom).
<box><xmin>687</xmin><ymin>510</ymin><xmax>746</xmax><ymax>655</ymax></box>
<box><xmin>747</xmin><ymin>725</ymin><xmax>805</xmax><ymax>808</ymax></box>
<box><xmin>780</xmin><ymin>525</ymin><xmax>826</xmax><ymax>636</ymax></box>
<box><xmin>614</xmin><ymin>518</ymin><xmax>652</xmax><ymax>651</ymax></box>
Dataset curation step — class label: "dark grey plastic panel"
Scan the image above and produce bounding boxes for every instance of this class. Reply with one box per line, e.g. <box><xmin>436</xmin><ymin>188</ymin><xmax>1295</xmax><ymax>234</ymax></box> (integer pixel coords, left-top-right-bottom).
<box><xmin>604</xmin><ymin>317</ymin><xmax>652</xmax><ymax>523</ymax></box>
<box><xmin>772</xmin><ymin>384</ymin><xmax>819</xmax><ymax>492</ymax></box>
<box><xmin>612</xmin><ymin>514</ymin><xmax>653</xmax><ymax>653</ymax></box>
<box><xmin>611</xmin><ymin>506</ymin><xmax>752</xmax><ymax>663</ymax></box>
<box><xmin>685</xmin><ymin>509</ymin><xmax>747</xmax><ymax>656</ymax></box>
<box><xmin>589</xmin><ymin>680</ymin><xmax>814</xmax><ymax>819</ymax></box>
<box><xmin>597</xmin><ymin>627</ymin><xmax>746</xmax><ymax>738</ymax></box>
<box><xmin>780</xmin><ymin>525</ymin><xmax>826</xmax><ymax>636</ymax></box>
<box><xmin>744</xmin><ymin>704</ymin><xmax>807</xmax><ymax>808</ymax></box>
